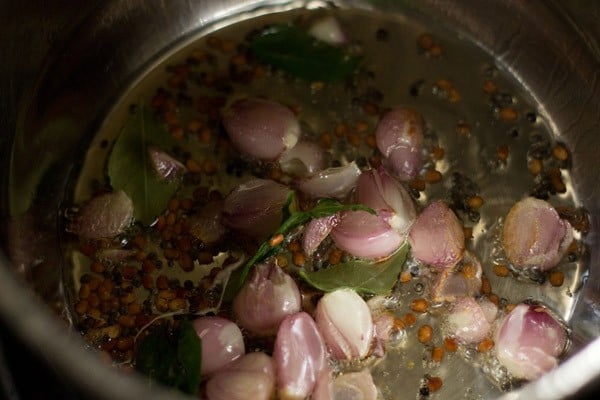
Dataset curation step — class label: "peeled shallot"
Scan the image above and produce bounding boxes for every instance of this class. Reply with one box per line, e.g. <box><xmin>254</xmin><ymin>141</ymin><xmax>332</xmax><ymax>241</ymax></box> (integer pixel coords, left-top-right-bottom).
<box><xmin>233</xmin><ymin>261</ymin><xmax>301</xmax><ymax>336</ymax></box>
<box><xmin>502</xmin><ymin>197</ymin><xmax>573</xmax><ymax>271</ymax></box>
<box><xmin>495</xmin><ymin>303</ymin><xmax>567</xmax><ymax>381</ymax></box>
<box><xmin>205</xmin><ymin>352</ymin><xmax>275</xmax><ymax>400</ymax></box>
<box><xmin>408</xmin><ymin>200</ymin><xmax>465</xmax><ymax>269</ymax></box>
<box><xmin>375</xmin><ymin>107</ymin><xmax>424</xmax><ymax>180</ymax></box>
<box><xmin>222</xmin><ymin>97</ymin><xmax>301</xmax><ymax>161</ymax></box>
<box><xmin>274</xmin><ymin>312</ymin><xmax>327</xmax><ymax>399</ymax></box>
<box><xmin>192</xmin><ymin>316</ymin><xmax>245</xmax><ymax>376</ymax></box>
<box><xmin>315</xmin><ymin>288</ymin><xmax>374</xmax><ymax>360</ymax></box>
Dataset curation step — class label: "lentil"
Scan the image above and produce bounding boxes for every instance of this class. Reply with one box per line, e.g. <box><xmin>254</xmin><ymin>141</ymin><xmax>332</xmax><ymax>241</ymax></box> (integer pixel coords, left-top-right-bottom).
<box><xmin>417</xmin><ymin>325</ymin><xmax>433</xmax><ymax>344</ymax></box>
<box><xmin>528</xmin><ymin>158</ymin><xmax>543</xmax><ymax>176</ymax></box>
<box><xmin>426</xmin><ymin>376</ymin><xmax>443</xmax><ymax>393</ymax></box>
<box><xmin>403</xmin><ymin>313</ymin><xmax>417</xmax><ymax>327</ymax></box>
<box><xmin>399</xmin><ymin>270</ymin><xmax>412</xmax><ymax>283</ymax></box>
<box><xmin>431</xmin><ymin>346</ymin><xmax>444</xmax><ymax>362</ymax></box>
<box><xmin>493</xmin><ymin>264</ymin><xmax>510</xmax><ymax>277</ymax></box>
<box><xmin>444</xmin><ymin>337</ymin><xmax>458</xmax><ymax>352</ymax></box>
<box><xmin>424</xmin><ymin>169</ymin><xmax>443</xmax><ymax>184</ymax></box>
<box><xmin>552</xmin><ymin>143</ymin><xmax>569</xmax><ymax>162</ymax></box>
<box><xmin>410</xmin><ymin>298</ymin><xmax>429</xmax><ymax>313</ymax></box>
<box><xmin>477</xmin><ymin>338</ymin><xmax>495</xmax><ymax>353</ymax></box>
<box><xmin>549</xmin><ymin>270</ymin><xmax>565</xmax><ymax>287</ymax></box>
<box><xmin>499</xmin><ymin>107</ymin><xmax>518</xmax><ymax>122</ymax></box>
<box><xmin>467</xmin><ymin>195</ymin><xmax>484</xmax><ymax>210</ymax></box>
<box><xmin>482</xmin><ymin>79</ymin><xmax>497</xmax><ymax>94</ymax></box>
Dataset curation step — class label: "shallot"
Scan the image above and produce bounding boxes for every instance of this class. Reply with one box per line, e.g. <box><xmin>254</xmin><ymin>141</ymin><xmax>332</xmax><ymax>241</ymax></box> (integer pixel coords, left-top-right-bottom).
<box><xmin>495</xmin><ymin>303</ymin><xmax>567</xmax><ymax>381</ymax></box>
<box><xmin>147</xmin><ymin>145</ymin><xmax>186</xmax><ymax>180</ymax></box>
<box><xmin>502</xmin><ymin>197</ymin><xmax>573</xmax><ymax>271</ymax></box>
<box><xmin>330</xmin><ymin>210</ymin><xmax>402</xmax><ymax>259</ymax></box>
<box><xmin>315</xmin><ymin>288</ymin><xmax>374</xmax><ymax>360</ymax></box>
<box><xmin>233</xmin><ymin>261</ymin><xmax>301</xmax><ymax>336</ymax></box>
<box><xmin>331</xmin><ymin>370</ymin><xmax>378</xmax><ymax>400</ymax></box>
<box><xmin>279</xmin><ymin>140</ymin><xmax>328</xmax><ymax>177</ymax></box>
<box><xmin>445</xmin><ymin>296</ymin><xmax>497</xmax><ymax>344</ymax></box>
<box><xmin>205</xmin><ymin>352</ymin><xmax>275</xmax><ymax>400</ymax></box>
<box><xmin>191</xmin><ymin>316</ymin><xmax>245</xmax><ymax>376</ymax></box>
<box><xmin>302</xmin><ymin>214</ymin><xmax>340</xmax><ymax>256</ymax></box>
<box><xmin>408</xmin><ymin>200</ymin><xmax>465</xmax><ymax>269</ymax></box>
<box><xmin>296</xmin><ymin>161</ymin><xmax>361</xmax><ymax>200</ymax></box>
<box><xmin>222</xmin><ymin>97</ymin><xmax>300</xmax><ymax>161</ymax></box>
<box><xmin>312</xmin><ymin>368</ymin><xmax>334</xmax><ymax>400</ymax></box>
<box><xmin>312</xmin><ymin>369</ymin><xmax>378</xmax><ymax>400</ymax></box>
<box><xmin>222</xmin><ymin>178</ymin><xmax>292</xmax><ymax>241</ymax></box>
<box><xmin>356</xmin><ymin>167</ymin><xmax>416</xmax><ymax>238</ymax></box>
<box><xmin>375</xmin><ymin>107</ymin><xmax>424</xmax><ymax>180</ymax></box>
<box><xmin>70</xmin><ymin>190</ymin><xmax>134</xmax><ymax>240</ymax></box>
<box><xmin>308</xmin><ymin>16</ymin><xmax>347</xmax><ymax>45</ymax></box>
<box><xmin>274</xmin><ymin>312</ymin><xmax>327</xmax><ymax>400</ymax></box>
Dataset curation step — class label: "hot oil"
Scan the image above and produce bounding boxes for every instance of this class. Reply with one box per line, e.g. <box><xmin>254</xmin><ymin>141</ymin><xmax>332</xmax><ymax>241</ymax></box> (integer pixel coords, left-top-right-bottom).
<box><xmin>62</xmin><ymin>3</ymin><xmax>587</xmax><ymax>399</ymax></box>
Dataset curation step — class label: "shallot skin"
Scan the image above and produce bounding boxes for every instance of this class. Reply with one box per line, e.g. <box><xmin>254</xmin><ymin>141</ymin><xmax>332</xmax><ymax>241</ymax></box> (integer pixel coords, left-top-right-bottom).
<box><xmin>233</xmin><ymin>261</ymin><xmax>301</xmax><ymax>336</ymax></box>
<box><xmin>274</xmin><ymin>312</ymin><xmax>327</xmax><ymax>400</ymax></box>
<box><xmin>191</xmin><ymin>316</ymin><xmax>245</xmax><ymax>376</ymax></box>
<box><xmin>502</xmin><ymin>197</ymin><xmax>573</xmax><ymax>271</ymax></box>
<box><xmin>408</xmin><ymin>200</ymin><xmax>465</xmax><ymax>269</ymax></box>
<box><xmin>222</xmin><ymin>97</ymin><xmax>300</xmax><ymax>161</ymax></box>
<box><xmin>495</xmin><ymin>303</ymin><xmax>567</xmax><ymax>381</ymax></box>
<box><xmin>375</xmin><ymin>107</ymin><xmax>424</xmax><ymax>180</ymax></box>
<box><xmin>205</xmin><ymin>352</ymin><xmax>275</xmax><ymax>400</ymax></box>
<box><xmin>315</xmin><ymin>288</ymin><xmax>374</xmax><ymax>360</ymax></box>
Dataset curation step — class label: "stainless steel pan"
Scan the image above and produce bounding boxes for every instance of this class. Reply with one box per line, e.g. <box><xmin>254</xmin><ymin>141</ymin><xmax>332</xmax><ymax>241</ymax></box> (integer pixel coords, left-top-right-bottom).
<box><xmin>1</xmin><ymin>1</ymin><xmax>599</xmax><ymax>399</ymax></box>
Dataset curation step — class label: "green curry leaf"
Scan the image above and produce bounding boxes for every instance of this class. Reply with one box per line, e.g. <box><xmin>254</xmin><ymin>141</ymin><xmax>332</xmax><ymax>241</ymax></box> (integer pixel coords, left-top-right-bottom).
<box><xmin>134</xmin><ymin>320</ymin><xmax>201</xmax><ymax>395</ymax></box>
<box><xmin>299</xmin><ymin>241</ymin><xmax>409</xmax><ymax>295</ymax></box>
<box><xmin>250</xmin><ymin>24</ymin><xmax>362</xmax><ymax>82</ymax></box>
<box><xmin>107</xmin><ymin>105</ymin><xmax>180</xmax><ymax>225</ymax></box>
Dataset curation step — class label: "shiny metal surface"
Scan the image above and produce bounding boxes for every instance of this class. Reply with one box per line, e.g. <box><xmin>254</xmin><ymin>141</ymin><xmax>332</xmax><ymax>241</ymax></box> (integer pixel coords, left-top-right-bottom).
<box><xmin>0</xmin><ymin>1</ymin><xmax>599</xmax><ymax>399</ymax></box>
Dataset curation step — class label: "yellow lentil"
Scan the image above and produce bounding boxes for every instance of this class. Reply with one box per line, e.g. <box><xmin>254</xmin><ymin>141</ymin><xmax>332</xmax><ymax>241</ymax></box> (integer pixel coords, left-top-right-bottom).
<box><xmin>431</xmin><ymin>346</ymin><xmax>444</xmax><ymax>362</ymax></box>
<box><xmin>424</xmin><ymin>169</ymin><xmax>443</xmax><ymax>184</ymax></box>
<box><xmin>410</xmin><ymin>298</ymin><xmax>429</xmax><ymax>313</ymax></box>
<box><xmin>477</xmin><ymin>338</ymin><xmax>495</xmax><ymax>353</ymax></box>
<box><xmin>493</xmin><ymin>264</ymin><xmax>510</xmax><ymax>277</ymax></box>
<box><xmin>417</xmin><ymin>325</ymin><xmax>433</xmax><ymax>344</ymax></box>
<box><xmin>427</xmin><ymin>377</ymin><xmax>443</xmax><ymax>393</ymax></box>
<box><xmin>499</xmin><ymin>107</ymin><xmax>518</xmax><ymax>122</ymax></box>
<box><xmin>549</xmin><ymin>270</ymin><xmax>565</xmax><ymax>287</ymax></box>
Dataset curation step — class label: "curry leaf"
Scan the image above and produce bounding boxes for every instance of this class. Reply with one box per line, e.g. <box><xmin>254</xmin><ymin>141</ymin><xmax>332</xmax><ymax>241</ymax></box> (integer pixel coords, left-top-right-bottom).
<box><xmin>250</xmin><ymin>24</ymin><xmax>362</xmax><ymax>82</ymax></box>
<box><xmin>223</xmin><ymin>197</ymin><xmax>375</xmax><ymax>300</ymax></box>
<box><xmin>107</xmin><ymin>104</ymin><xmax>180</xmax><ymax>225</ymax></box>
<box><xmin>299</xmin><ymin>242</ymin><xmax>409</xmax><ymax>295</ymax></box>
<box><xmin>134</xmin><ymin>320</ymin><xmax>201</xmax><ymax>395</ymax></box>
